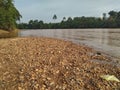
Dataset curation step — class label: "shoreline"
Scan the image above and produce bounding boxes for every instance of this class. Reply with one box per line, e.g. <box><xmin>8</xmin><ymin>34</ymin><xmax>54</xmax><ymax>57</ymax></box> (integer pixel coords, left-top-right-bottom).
<box><xmin>0</xmin><ymin>37</ymin><xmax>119</xmax><ymax>89</ymax></box>
<box><xmin>72</xmin><ymin>41</ymin><xmax>120</xmax><ymax>67</ymax></box>
<box><xmin>0</xmin><ymin>29</ymin><xmax>18</xmax><ymax>38</ymax></box>
<box><xmin>19</xmin><ymin>29</ymin><xmax>120</xmax><ymax>60</ymax></box>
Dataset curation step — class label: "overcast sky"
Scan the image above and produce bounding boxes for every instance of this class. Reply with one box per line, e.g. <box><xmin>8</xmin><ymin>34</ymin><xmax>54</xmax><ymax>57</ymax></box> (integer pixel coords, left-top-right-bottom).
<box><xmin>14</xmin><ymin>0</ymin><xmax>120</xmax><ymax>23</ymax></box>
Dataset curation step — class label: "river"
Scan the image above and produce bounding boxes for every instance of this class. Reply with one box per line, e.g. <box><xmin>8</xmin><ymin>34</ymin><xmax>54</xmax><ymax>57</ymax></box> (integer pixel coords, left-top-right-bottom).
<box><xmin>19</xmin><ymin>29</ymin><xmax>120</xmax><ymax>60</ymax></box>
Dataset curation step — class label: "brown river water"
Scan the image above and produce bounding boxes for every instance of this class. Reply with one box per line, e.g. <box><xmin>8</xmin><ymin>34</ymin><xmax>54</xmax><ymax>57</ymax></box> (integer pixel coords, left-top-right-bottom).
<box><xmin>19</xmin><ymin>29</ymin><xmax>120</xmax><ymax>61</ymax></box>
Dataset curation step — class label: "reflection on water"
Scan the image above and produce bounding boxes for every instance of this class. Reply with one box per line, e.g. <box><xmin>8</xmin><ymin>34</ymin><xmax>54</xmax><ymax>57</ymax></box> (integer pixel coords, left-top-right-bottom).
<box><xmin>19</xmin><ymin>29</ymin><xmax>120</xmax><ymax>59</ymax></box>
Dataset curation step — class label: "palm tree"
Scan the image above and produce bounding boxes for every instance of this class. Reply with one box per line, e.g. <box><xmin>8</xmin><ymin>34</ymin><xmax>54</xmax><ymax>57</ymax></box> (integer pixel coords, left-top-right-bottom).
<box><xmin>103</xmin><ymin>13</ymin><xmax>107</xmax><ymax>20</ymax></box>
<box><xmin>53</xmin><ymin>14</ymin><xmax>57</xmax><ymax>22</ymax></box>
<box><xmin>63</xmin><ymin>17</ymin><xmax>66</xmax><ymax>21</ymax></box>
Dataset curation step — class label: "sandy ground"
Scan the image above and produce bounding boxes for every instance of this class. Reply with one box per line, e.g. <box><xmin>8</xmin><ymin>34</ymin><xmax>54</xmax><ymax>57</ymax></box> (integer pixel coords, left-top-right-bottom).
<box><xmin>0</xmin><ymin>37</ymin><xmax>119</xmax><ymax>90</ymax></box>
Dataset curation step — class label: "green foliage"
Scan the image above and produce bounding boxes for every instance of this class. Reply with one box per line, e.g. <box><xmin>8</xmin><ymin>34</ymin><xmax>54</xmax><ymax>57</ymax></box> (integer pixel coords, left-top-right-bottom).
<box><xmin>18</xmin><ymin>10</ymin><xmax>120</xmax><ymax>29</ymax></box>
<box><xmin>53</xmin><ymin>14</ymin><xmax>57</xmax><ymax>21</ymax></box>
<box><xmin>0</xmin><ymin>0</ymin><xmax>21</xmax><ymax>31</ymax></box>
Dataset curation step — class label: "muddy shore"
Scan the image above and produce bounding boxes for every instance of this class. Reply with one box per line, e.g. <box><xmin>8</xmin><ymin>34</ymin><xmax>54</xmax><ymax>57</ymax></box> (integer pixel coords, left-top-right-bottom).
<box><xmin>0</xmin><ymin>37</ymin><xmax>120</xmax><ymax>90</ymax></box>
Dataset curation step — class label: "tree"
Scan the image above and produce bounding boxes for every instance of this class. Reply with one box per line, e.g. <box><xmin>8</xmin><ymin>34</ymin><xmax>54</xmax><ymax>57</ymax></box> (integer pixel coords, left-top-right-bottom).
<box><xmin>0</xmin><ymin>0</ymin><xmax>22</xmax><ymax>31</ymax></box>
<box><xmin>39</xmin><ymin>20</ymin><xmax>44</xmax><ymax>29</ymax></box>
<box><xmin>66</xmin><ymin>17</ymin><xmax>73</xmax><ymax>28</ymax></box>
<box><xmin>103</xmin><ymin>13</ymin><xmax>107</xmax><ymax>20</ymax></box>
<box><xmin>108</xmin><ymin>11</ymin><xmax>117</xmax><ymax>20</ymax></box>
<box><xmin>63</xmin><ymin>17</ymin><xmax>66</xmax><ymax>21</ymax></box>
<box><xmin>53</xmin><ymin>14</ymin><xmax>57</xmax><ymax>22</ymax></box>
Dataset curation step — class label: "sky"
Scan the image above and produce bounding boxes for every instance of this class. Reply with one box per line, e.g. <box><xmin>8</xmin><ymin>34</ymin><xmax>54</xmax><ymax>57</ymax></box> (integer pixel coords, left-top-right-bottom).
<box><xmin>14</xmin><ymin>0</ymin><xmax>120</xmax><ymax>23</ymax></box>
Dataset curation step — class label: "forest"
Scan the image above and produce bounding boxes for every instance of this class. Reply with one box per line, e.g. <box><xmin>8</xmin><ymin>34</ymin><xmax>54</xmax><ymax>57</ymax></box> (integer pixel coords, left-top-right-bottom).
<box><xmin>18</xmin><ymin>11</ymin><xmax>120</xmax><ymax>29</ymax></box>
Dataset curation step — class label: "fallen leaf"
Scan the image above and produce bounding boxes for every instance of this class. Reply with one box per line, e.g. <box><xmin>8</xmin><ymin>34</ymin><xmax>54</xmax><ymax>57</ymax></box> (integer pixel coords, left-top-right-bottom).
<box><xmin>100</xmin><ymin>75</ymin><xmax>120</xmax><ymax>82</ymax></box>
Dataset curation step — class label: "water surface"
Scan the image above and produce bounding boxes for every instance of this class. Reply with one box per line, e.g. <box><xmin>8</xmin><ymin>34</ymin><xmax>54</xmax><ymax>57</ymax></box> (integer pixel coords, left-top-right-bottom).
<box><xmin>19</xmin><ymin>29</ymin><xmax>120</xmax><ymax>59</ymax></box>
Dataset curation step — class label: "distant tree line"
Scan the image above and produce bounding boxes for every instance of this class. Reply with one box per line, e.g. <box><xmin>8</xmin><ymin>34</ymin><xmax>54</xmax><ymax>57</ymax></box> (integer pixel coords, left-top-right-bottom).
<box><xmin>17</xmin><ymin>11</ymin><xmax>120</xmax><ymax>29</ymax></box>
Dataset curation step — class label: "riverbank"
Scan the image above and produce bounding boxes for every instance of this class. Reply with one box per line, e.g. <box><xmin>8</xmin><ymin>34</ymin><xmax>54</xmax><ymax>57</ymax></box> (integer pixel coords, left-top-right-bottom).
<box><xmin>0</xmin><ymin>29</ymin><xmax>18</xmax><ymax>38</ymax></box>
<box><xmin>0</xmin><ymin>37</ymin><xmax>119</xmax><ymax>90</ymax></box>
<box><xmin>20</xmin><ymin>29</ymin><xmax>120</xmax><ymax>60</ymax></box>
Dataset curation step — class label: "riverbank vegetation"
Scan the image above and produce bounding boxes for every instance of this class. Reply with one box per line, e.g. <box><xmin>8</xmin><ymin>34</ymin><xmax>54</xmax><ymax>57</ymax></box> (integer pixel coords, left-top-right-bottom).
<box><xmin>0</xmin><ymin>29</ymin><xmax>19</xmax><ymax>38</ymax></box>
<box><xmin>18</xmin><ymin>11</ymin><xmax>120</xmax><ymax>29</ymax></box>
<box><xmin>0</xmin><ymin>0</ymin><xmax>21</xmax><ymax>38</ymax></box>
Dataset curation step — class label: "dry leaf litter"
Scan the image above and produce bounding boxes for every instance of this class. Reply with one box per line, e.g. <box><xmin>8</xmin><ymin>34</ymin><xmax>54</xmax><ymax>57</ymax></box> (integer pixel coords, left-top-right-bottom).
<box><xmin>0</xmin><ymin>37</ymin><xmax>120</xmax><ymax>90</ymax></box>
